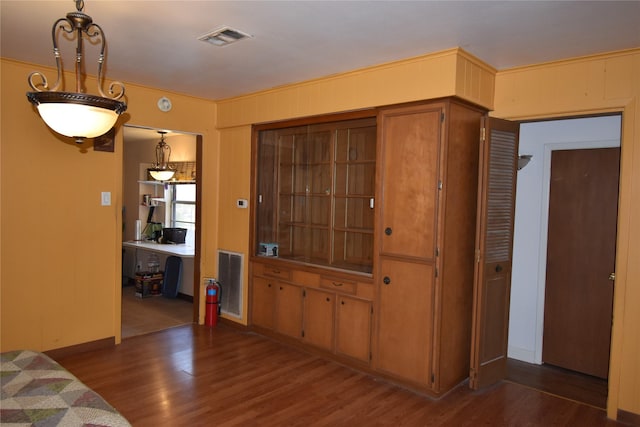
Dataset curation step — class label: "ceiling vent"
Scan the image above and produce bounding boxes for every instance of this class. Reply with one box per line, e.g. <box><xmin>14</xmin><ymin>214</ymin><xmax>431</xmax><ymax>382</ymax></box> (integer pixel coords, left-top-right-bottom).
<box><xmin>198</xmin><ymin>26</ymin><xmax>252</xmax><ymax>47</ymax></box>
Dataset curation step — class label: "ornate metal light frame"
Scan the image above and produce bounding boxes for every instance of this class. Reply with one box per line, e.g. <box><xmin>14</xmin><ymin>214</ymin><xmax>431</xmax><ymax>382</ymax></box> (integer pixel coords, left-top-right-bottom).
<box><xmin>26</xmin><ymin>0</ymin><xmax>126</xmax><ymax>144</ymax></box>
<box><xmin>148</xmin><ymin>131</ymin><xmax>176</xmax><ymax>181</ymax></box>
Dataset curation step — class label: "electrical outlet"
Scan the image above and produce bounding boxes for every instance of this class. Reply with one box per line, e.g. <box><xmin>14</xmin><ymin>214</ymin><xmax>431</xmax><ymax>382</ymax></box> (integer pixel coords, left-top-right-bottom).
<box><xmin>101</xmin><ymin>192</ymin><xmax>111</xmax><ymax>206</ymax></box>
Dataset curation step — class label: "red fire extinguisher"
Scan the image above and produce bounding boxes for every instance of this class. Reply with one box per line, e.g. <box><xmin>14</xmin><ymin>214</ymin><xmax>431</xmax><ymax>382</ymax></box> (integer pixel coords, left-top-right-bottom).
<box><xmin>205</xmin><ymin>279</ymin><xmax>221</xmax><ymax>327</ymax></box>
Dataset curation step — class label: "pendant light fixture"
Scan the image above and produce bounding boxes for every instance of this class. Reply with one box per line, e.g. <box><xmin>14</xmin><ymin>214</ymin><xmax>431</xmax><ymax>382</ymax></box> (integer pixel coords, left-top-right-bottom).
<box><xmin>26</xmin><ymin>0</ymin><xmax>126</xmax><ymax>144</ymax></box>
<box><xmin>148</xmin><ymin>131</ymin><xmax>176</xmax><ymax>181</ymax></box>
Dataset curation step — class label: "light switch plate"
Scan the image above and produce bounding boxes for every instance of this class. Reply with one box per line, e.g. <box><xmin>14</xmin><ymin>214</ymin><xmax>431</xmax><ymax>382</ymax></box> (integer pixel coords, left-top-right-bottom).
<box><xmin>101</xmin><ymin>192</ymin><xmax>111</xmax><ymax>206</ymax></box>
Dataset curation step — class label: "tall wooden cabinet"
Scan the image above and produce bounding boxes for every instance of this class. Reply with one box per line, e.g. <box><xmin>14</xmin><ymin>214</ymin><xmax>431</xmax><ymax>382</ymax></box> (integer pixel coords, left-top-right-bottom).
<box><xmin>374</xmin><ymin>99</ymin><xmax>484</xmax><ymax>394</ymax></box>
<box><xmin>250</xmin><ymin>99</ymin><xmax>485</xmax><ymax>397</ymax></box>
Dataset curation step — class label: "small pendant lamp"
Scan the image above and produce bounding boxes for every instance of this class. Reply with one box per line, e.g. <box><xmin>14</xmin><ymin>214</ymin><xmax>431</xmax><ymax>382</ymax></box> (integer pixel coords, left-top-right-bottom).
<box><xmin>148</xmin><ymin>131</ymin><xmax>176</xmax><ymax>181</ymax></box>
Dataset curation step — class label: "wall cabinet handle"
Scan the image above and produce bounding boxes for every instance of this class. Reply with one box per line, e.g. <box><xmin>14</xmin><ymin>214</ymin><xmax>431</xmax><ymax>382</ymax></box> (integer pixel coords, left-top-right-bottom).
<box><xmin>384</xmin><ymin>227</ymin><xmax>392</xmax><ymax>236</ymax></box>
<box><xmin>383</xmin><ymin>276</ymin><xmax>391</xmax><ymax>285</ymax></box>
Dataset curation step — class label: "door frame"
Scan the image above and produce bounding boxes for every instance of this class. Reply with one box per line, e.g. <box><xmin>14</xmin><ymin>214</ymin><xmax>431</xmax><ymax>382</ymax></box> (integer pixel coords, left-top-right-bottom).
<box><xmin>491</xmin><ymin>98</ymin><xmax>633</xmax><ymax>421</ymax></box>
<box><xmin>509</xmin><ymin>116</ymin><xmax>621</xmax><ymax>365</ymax></box>
<box><xmin>121</xmin><ymin>125</ymin><xmax>203</xmax><ymax>326</ymax></box>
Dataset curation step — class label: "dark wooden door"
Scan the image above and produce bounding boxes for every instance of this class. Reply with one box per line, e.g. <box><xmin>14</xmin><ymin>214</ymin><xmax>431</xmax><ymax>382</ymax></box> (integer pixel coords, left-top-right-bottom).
<box><xmin>542</xmin><ymin>148</ymin><xmax>619</xmax><ymax>379</ymax></box>
<box><xmin>470</xmin><ymin>117</ymin><xmax>519</xmax><ymax>389</ymax></box>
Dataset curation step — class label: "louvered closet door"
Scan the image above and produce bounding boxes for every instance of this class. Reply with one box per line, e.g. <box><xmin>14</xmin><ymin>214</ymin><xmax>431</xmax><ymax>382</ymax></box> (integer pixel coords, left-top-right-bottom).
<box><xmin>469</xmin><ymin>117</ymin><xmax>519</xmax><ymax>390</ymax></box>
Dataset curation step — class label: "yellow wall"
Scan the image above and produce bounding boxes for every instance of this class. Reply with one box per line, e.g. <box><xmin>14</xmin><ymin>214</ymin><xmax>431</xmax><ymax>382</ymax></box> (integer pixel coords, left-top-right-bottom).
<box><xmin>216</xmin><ymin>48</ymin><xmax>495</xmax><ymax>128</ymax></box>
<box><xmin>217</xmin><ymin>126</ymin><xmax>252</xmax><ymax>321</ymax></box>
<box><xmin>491</xmin><ymin>49</ymin><xmax>640</xmax><ymax>418</ymax></box>
<box><xmin>0</xmin><ymin>59</ymin><xmax>218</xmax><ymax>349</ymax></box>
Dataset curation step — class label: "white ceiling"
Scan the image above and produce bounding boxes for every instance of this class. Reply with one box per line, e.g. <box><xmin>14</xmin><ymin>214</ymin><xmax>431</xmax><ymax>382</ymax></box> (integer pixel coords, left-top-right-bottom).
<box><xmin>2</xmin><ymin>1</ymin><xmax>639</xmax><ymax>102</ymax></box>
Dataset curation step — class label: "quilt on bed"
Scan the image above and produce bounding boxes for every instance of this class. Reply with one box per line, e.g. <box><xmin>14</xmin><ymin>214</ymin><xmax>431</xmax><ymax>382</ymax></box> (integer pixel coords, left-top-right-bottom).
<box><xmin>1</xmin><ymin>350</ymin><xmax>131</xmax><ymax>426</ymax></box>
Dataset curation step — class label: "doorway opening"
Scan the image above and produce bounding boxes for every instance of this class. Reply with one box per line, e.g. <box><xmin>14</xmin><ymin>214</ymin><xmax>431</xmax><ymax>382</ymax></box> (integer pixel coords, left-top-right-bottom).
<box><xmin>507</xmin><ymin>114</ymin><xmax>622</xmax><ymax>408</ymax></box>
<box><xmin>121</xmin><ymin>125</ymin><xmax>202</xmax><ymax>338</ymax></box>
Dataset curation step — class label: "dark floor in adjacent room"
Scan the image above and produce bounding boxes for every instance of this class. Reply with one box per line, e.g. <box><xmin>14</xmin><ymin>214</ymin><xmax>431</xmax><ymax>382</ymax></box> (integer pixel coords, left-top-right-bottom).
<box><xmin>506</xmin><ymin>357</ymin><xmax>608</xmax><ymax>409</ymax></box>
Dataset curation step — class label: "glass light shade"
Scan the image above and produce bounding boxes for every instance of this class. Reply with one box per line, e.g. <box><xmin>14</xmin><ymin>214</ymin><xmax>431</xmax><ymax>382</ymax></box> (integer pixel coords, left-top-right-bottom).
<box><xmin>149</xmin><ymin>169</ymin><xmax>176</xmax><ymax>181</ymax></box>
<box><xmin>27</xmin><ymin>91</ymin><xmax>126</xmax><ymax>141</ymax></box>
<box><xmin>36</xmin><ymin>103</ymin><xmax>118</xmax><ymax>138</ymax></box>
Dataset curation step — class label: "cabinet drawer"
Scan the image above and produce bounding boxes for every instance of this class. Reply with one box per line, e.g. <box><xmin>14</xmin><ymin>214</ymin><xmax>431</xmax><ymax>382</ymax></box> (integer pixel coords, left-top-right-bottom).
<box><xmin>292</xmin><ymin>270</ymin><xmax>320</xmax><ymax>287</ymax></box>
<box><xmin>253</xmin><ymin>262</ymin><xmax>291</xmax><ymax>280</ymax></box>
<box><xmin>321</xmin><ymin>277</ymin><xmax>356</xmax><ymax>294</ymax></box>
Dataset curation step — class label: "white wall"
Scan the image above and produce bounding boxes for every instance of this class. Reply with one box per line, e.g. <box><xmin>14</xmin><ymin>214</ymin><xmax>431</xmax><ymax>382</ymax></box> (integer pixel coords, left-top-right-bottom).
<box><xmin>509</xmin><ymin>115</ymin><xmax>621</xmax><ymax>363</ymax></box>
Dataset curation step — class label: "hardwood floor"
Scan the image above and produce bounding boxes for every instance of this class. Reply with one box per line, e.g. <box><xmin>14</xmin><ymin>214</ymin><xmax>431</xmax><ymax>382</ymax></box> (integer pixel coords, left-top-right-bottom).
<box><xmin>54</xmin><ymin>324</ymin><xmax>628</xmax><ymax>427</ymax></box>
<box><xmin>121</xmin><ymin>285</ymin><xmax>193</xmax><ymax>338</ymax></box>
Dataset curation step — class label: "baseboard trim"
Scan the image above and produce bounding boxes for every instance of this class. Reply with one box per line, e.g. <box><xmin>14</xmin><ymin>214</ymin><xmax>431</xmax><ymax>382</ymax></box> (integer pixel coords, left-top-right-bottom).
<box><xmin>218</xmin><ymin>317</ymin><xmax>249</xmax><ymax>330</ymax></box>
<box><xmin>617</xmin><ymin>409</ymin><xmax>640</xmax><ymax>426</ymax></box>
<box><xmin>177</xmin><ymin>292</ymin><xmax>194</xmax><ymax>303</ymax></box>
<box><xmin>44</xmin><ymin>337</ymin><xmax>115</xmax><ymax>360</ymax></box>
<box><xmin>507</xmin><ymin>346</ymin><xmax>536</xmax><ymax>364</ymax></box>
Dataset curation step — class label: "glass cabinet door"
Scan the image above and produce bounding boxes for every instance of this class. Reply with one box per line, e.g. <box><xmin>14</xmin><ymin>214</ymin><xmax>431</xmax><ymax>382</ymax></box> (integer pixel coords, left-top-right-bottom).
<box><xmin>255</xmin><ymin>117</ymin><xmax>376</xmax><ymax>273</ymax></box>
<box><xmin>333</xmin><ymin>122</ymin><xmax>376</xmax><ymax>272</ymax></box>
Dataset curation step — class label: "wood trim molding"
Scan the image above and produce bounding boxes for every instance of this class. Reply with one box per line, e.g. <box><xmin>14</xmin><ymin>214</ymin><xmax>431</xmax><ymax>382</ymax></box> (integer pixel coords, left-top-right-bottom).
<box><xmin>617</xmin><ymin>409</ymin><xmax>640</xmax><ymax>426</ymax></box>
<box><xmin>44</xmin><ymin>337</ymin><xmax>115</xmax><ymax>360</ymax></box>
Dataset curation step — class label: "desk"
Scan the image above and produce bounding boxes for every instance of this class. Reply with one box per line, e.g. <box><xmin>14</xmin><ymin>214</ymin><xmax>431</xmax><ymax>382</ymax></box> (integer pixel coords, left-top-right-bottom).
<box><xmin>123</xmin><ymin>241</ymin><xmax>195</xmax><ymax>296</ymax></box>
<box><xmin>123</xmin><ymin>241</ymin><xmax>195</xmax><ymax>258</ymax></box>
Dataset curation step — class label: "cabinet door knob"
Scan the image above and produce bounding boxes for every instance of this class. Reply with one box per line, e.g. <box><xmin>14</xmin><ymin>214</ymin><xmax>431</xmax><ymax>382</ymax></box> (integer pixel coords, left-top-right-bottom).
<box><xmin>383</xmin><ymin>276</ymin><xmax>391</xmax><ymax>285</ymax></box>
<box><xmin>341</xmin><ymin>300</ymin><xmax>345</xmax><ymax>305</ymax></box>
<box><xmin>326</xmin><ymin>297</ymin><xmax>331</xmax><ymax>302</ymax></box>
<box><xmin>384</xmin><ymin>227</ymin><xmax>393</xmax><ymax>236</ymax></box>
<box><xmin>495</xmin><ymin>265</ymin><xmax>503</xmax><ymax>273</ymax></box>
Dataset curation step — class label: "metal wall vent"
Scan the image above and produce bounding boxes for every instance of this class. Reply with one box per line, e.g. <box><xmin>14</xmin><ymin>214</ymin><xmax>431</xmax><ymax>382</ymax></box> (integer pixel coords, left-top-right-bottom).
<box><xmin>217</xmin><ymin>249</ymin><xmax>243</xmax><ymax>318</ymax></box>
<box><xmin>198</xmin><ymin>26</ymin><xmax>252</xmax><ymax>47</ymax></box>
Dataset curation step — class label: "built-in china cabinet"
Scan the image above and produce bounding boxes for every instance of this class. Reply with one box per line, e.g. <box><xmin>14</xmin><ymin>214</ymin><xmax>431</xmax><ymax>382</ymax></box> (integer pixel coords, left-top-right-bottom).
<box><xmin>250</xmin><ymin>99</ymin><xmax>486</xmax><ymax>396</ymax></box>
<box><xmin>254</xmin><ymin>116</ymin><xmax>376</xmax><ymax>273</ymax></box>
